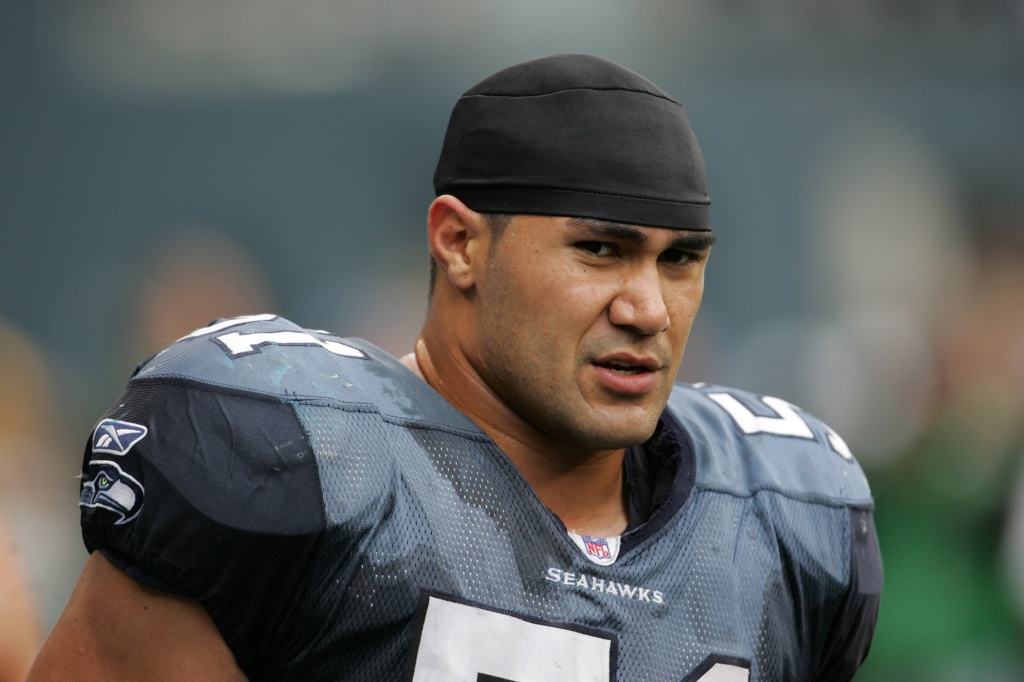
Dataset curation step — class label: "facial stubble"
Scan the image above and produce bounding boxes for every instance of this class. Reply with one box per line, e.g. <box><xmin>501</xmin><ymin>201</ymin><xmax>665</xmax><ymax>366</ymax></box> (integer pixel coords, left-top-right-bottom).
<box><xmin>474</xmin><ymin>255</ymin><xmax>668</xmax><ymax>455</ymax></box>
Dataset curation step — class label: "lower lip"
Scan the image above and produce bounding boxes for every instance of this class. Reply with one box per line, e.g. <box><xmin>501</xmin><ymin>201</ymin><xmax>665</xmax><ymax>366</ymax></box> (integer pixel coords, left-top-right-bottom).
<box><xmin>591</xmin><ymin>364</ymin><xmax>659</xmax><ymax>395</ymax></box>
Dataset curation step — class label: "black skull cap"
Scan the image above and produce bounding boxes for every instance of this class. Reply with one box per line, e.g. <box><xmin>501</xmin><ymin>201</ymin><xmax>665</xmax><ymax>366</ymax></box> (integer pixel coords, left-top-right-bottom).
<box><xmin>433</xmin><ymin>53</ymin><xmax>711</xmax><ymax>231</ymax></box>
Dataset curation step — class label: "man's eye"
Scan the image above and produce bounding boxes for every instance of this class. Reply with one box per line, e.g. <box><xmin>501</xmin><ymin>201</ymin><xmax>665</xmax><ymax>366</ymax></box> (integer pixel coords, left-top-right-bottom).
<box><xmin>660</xmin><ymin>248</ymin><xmax>696</xmax><ymax>265</ymax></box>
<box><xmin>577</xmin><ymin>241</ymin><xmax>615</xmax><ymax>257</ymax></box>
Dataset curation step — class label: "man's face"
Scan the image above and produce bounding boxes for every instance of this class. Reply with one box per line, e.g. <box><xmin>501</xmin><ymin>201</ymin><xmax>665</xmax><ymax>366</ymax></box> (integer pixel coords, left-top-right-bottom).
<box><xmin>468</xmin><ymin>214</ymin><xmax>714</xmax><ymax>451</ymax></box>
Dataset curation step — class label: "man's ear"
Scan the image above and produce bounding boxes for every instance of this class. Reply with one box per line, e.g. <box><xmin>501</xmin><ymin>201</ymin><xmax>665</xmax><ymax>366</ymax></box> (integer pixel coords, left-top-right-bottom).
<box><xmin>427</xmin><ymin>195</ymin><xmax>486</xmax><ymax>291</ymax></box>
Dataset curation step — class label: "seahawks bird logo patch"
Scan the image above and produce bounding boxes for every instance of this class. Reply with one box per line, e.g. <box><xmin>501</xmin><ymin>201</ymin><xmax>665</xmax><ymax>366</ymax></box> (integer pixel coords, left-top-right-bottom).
<box><xmin>92</xmin><ymin>419</ymin><xmax>148</xmax><ymax>456</ymax></box>
<box><xmin>80</xmin><ymin>461</ymin><xmax>145</xmax><ymax>525</ymax></box>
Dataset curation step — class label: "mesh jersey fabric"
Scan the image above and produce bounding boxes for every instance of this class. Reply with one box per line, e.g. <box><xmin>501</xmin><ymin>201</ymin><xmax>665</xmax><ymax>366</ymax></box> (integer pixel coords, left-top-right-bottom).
<box><xmin>80</xmin><ymin>315</ymin><xmax>881</xmax><ymax>681</ymax></box>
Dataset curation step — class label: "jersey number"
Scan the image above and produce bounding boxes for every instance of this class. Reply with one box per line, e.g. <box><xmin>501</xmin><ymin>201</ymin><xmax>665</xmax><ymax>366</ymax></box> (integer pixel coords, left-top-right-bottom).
<box><xmin>410</xmin><ymin>594</ymin><xmax>749</xmax><ymax>681</ymax></box>
<box><xmin>707</xmin><ymin>390</ymin><xmax>852</xmax><ymax>460</ymax></box>
<box><xmin>181</xmin><ymin>314</ymin><xmax>365</xmax><ymax>359</ymax></box>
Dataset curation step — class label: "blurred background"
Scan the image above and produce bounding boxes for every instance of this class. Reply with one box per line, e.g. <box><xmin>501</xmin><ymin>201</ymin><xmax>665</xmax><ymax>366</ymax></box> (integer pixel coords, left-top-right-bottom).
<box><xmin>1</xmin><ymin>0</ymin><xmax>1023</xmax><ymax>679</ymax></box>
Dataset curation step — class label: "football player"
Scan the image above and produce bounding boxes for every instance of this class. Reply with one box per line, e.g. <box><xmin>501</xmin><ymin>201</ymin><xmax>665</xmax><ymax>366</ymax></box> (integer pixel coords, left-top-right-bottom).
<box><xmin>30</xmin><ymin>54</ymin><xmax>881</xmax><ymax>681</ymax></box>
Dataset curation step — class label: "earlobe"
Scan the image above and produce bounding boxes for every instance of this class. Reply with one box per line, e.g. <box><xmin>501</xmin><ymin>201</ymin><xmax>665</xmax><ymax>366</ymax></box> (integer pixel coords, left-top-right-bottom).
<box><xmin>427</xmin><ymin>195</ymin><xmax>484</xmax><ymax>291</ymax></box>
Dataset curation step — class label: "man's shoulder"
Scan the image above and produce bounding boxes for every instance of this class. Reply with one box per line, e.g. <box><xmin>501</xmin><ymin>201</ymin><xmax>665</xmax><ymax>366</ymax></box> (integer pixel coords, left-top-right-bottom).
<box><xmin>81</xmin><ymin>314</ymin><xmax>488</xmax><ymax>663</ymax></box>
<box><xmin>666</xmin><ymin>382</ymin><xmax>873</xmax><ymax>507</ymax></box>
<box><xmin>130</xmin><ymin>314</ymin><xmax>478</xmax><ymax>433</ymax></box>
<box><xmin>85</xmin><ymin>313</ymin><xmax>485</xmax><ymax>539</ymax></box>
<box><xmin>133</xmin><ymin>313</ymin><xmax>398</xmax><ymax>403</ymax></box>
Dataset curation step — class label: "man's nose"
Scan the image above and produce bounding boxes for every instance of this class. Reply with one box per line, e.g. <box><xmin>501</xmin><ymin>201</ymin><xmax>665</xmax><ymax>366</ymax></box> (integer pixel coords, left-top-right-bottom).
<box><xmin>607</xmin><ymin>267</ymin><xmax>671</xmax><ymax>335</ymax></box>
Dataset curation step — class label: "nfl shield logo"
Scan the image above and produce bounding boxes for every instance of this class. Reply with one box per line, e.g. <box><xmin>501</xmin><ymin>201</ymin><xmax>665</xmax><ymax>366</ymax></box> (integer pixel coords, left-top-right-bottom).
<box><xmin>582</xmin><ymin>536</ymin><xmax>611</xmax><ymax>559</ymax></box>
<box><xmin>568</xmin><ymin>531</ymin><xmax>620</xmax><ymax>566</ymax></box>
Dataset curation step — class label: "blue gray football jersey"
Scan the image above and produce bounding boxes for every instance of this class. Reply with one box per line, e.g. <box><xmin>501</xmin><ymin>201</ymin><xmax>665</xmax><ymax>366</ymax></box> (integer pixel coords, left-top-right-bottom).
<box><xmin>80</xmin><ymin>315</ymin><xmax>881</xmax><ymax>681</ymax></box>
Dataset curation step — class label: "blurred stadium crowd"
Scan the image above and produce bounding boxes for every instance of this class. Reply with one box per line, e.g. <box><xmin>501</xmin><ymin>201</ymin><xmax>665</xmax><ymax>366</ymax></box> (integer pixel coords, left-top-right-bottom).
<box><xmin>2</xmin><ymin>1</ymin><xmax>1023</xmax><ymax>680</ymax></box>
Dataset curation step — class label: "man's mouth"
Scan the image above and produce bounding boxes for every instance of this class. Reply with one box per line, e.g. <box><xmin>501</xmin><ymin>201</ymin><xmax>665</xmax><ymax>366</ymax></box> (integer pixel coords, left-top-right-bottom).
<box><xmin>590</xmin><ymin>354</ymin><xmax>662</xmax><ymax>395</ymax></box>
<box><xmin>595</xmin><ymin>359</ymin><xmax>650</xmax><ymax>376</ymax></box>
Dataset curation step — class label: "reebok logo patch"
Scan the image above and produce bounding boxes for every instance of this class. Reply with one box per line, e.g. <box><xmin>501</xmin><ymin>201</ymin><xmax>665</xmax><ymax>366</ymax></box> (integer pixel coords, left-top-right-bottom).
<box><xmin>92</xmin><ymin>419</ymin><xmax>148</xmax><ymax>456</ymax></box>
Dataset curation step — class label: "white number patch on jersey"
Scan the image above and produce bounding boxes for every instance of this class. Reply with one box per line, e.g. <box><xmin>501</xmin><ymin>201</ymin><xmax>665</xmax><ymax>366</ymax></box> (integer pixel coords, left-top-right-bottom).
<box><xmin>176</xmin><ymin>314</ymin><xmax>366</xmax><ymax>359</ymax></box>
<box><xmin>707</xmin><ymin>390</ymin><xmax>853</xmax><ymax>461</ymax></box>
<box><xmin>698</xmin><ymin>664</ymin><xmax>749</xmax><ymax>682</ymax></box>
<box><xmin>410</xmin><ymin>594</ymin><xmax>614</xmax><ymax>681</ymax></box>
<box><xmin>681</xmin><ymin>657</ymin><xmax>751</xmax><ymax>682</ymax></box>
<box><xmin>215</xmin><ymin>330</ymin><xmax>364</xmax><ymax>358</ymax></box>
<box><xmin>707</xmin><ymin>393</ymin><xmax>812</xmax><ymax>439</ymax></box>
<box><xmin>179</xmin><ymin>313</ymin><xmax>279</xmax><ymax>340</ymax></box>
<box><xmin>410</xmin><ymin>593</ymin><xmax>751</xmax><ymax>682</ymax></box>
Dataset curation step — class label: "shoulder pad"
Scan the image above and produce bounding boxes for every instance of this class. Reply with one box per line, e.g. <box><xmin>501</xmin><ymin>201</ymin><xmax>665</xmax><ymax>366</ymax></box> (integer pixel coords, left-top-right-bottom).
<box><xmin>666</xmin><ymin>382</ymin><xmax>872</xmax><ymax>507</ymax></box>
<box><xmin>133</xmin><ymin>314</ymin><xmax>481</xmax><ymax>434</ymax></box>
<box><xmin>82</xmin><ymin>374</ymin><xmax>327</xmax><ymax>672</ymax></box>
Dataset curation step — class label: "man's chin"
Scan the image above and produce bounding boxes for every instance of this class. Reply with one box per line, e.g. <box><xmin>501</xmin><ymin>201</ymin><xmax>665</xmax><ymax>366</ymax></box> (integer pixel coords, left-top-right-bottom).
<box><xmin>572</xmin><ymin>408</ymin><xmax>663</xmax><ymax>450</ymax></box>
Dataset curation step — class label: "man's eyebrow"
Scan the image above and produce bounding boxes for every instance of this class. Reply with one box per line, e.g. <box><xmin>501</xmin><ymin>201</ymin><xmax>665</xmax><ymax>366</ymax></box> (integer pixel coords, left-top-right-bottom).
<box><xmin>668</xmin><ymin>231</ymin><xmax>717</xmax><ymax>251</ymax></box>
<box><xmin>566</xmin><ymin>217</ymin><xmax>717</xmax><ymax>250</ymax></box>
<box><xmin>566</xmin><ymin>217</ymin><xmax>648</xmax><ymax>244</ymax></box>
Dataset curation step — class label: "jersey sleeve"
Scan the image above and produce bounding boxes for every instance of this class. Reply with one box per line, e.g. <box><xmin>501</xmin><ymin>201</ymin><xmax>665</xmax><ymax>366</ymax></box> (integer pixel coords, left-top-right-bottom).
<box><xmin>667</xmin><ymin>383</ymin><xmax>883</xmax><ymax>677</ymax></box>
<box><xmin>79</xmin><ymin>375</ymin><xmax>327</xmax><ymax>676</ymax></box>
<box><xmin>814</xmin><ymin>507</ymin><xmax>884</xmax><ymax>681</ymax></box>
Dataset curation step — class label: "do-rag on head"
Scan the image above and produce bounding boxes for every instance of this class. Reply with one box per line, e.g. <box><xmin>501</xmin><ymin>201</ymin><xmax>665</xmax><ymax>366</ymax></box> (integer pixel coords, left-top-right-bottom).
<box><xmin>433</xmin><ymin>53</ymin><xmax>711</xmax><ymax>231</ymax></box>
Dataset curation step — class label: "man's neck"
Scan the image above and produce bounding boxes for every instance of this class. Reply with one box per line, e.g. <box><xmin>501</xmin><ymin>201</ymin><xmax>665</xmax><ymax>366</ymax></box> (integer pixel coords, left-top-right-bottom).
<box><xmin>401</xmin><ymin>334</ymin><xmax>630</xmax><ymax>538</ymax></box>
